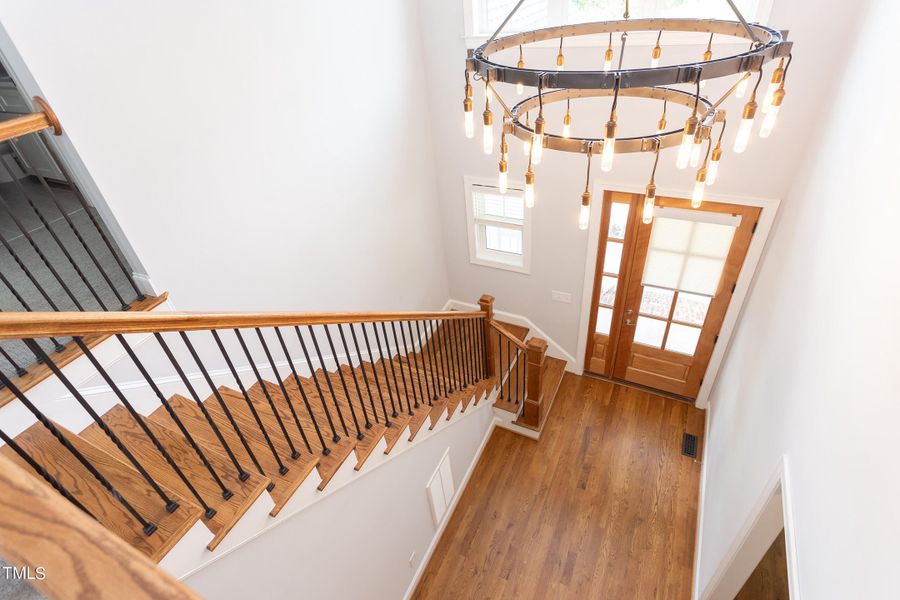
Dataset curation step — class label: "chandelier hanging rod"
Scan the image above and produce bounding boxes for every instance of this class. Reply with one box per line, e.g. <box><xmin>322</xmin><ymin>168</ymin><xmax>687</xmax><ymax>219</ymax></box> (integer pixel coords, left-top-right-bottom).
<box><xmin>724</xmin><ymin>0</ymin><xmax>762</xmax><ymax>45</ymax></box>
<box><xmin>486</xmin><ymin>0</ymin><xmax>527</xmax><ymax>46</ymax></box>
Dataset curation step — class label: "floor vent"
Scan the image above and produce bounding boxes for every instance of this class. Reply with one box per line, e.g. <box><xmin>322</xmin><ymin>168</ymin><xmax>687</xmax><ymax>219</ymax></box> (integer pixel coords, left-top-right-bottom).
<box><xmin>681</xmin><ymin>433</ymin><xmax>699</xmax><ymax>459</ymax></box>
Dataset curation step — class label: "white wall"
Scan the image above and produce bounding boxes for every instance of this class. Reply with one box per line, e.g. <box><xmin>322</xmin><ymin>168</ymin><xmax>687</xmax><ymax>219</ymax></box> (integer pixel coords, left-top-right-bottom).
<box><xmin>183</xmin><ymin>395</ymin><xmax>496</xmax><ymax>600</ymax></box>
<box><xmin>0</xmin><ymin>0</ymin><xmax>449</xmax><ymax>313</ymax></box>
<box><xmin>696</xmin><ymin>0</ymin><xmax>900</xmax><ymax>597</ymax></box>
<box><xmin>417</xmin><ymin>0</ymin><xmax>861</xmax><ymax>360</ymax></box>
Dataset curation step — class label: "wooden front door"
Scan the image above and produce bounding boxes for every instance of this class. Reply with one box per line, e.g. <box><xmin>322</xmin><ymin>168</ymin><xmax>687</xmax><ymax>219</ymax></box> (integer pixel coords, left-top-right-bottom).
<box><xmin>584</xmin><ymin>191</ymin><xmax>760</xmax><ymax>399</ymax></box>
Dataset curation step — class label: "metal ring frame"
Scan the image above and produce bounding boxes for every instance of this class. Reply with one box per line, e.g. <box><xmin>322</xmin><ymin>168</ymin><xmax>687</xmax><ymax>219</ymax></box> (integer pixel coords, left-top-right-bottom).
<box><xmin>468</xmin><ymin>18</ymin><xmax>792</xmax><ymax>90</ymax></box>
<box><xmin>507</xmin><ymin>87</ymin><xmax>718</xmax><ymax>154</ymax></box>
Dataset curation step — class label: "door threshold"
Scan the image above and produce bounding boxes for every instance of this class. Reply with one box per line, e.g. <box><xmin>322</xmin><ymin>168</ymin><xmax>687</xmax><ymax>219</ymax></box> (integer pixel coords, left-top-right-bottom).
<box><xmin>582</xmin><ymin>371</ymin><xmax>699</xmax><ymax>407</ymax></box>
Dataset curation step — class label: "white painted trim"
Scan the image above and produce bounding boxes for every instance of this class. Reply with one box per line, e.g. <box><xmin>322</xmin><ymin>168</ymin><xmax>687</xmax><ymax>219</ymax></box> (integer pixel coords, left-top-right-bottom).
<box><xmin>404</xmin><ymin>414</ymin><xmax>500</xmax><ymax>599</ymax></box>
<box><xmin>573</xmin><ymin>179</ymin><xmax>781</xmax><ymax>409</ymax></box>
<box><xmin>695</xmin><ymin>454</ymin><xmax>801</xmax><ymax>600</ymax></box>
<box><xmin>463</xmin><ymin>175</ymin><xmax>533</xmax><ymax>275</ymax></box>
<box><xmin>445</xmin><ymin>298</ymin><xmax>578</xmax><ymax>370</ymax></box>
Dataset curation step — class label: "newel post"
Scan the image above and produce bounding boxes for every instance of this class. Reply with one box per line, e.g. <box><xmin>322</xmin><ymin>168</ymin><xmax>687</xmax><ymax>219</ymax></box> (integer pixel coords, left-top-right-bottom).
<box><xmin>478</xmin><ymin>294</ymin><xmax>496</xmax><ymax>379</ymax></box>
<box><xmin>521</xmin><ymin>337</ymin><xmax>548</xmax><ymax>428</ymax></box>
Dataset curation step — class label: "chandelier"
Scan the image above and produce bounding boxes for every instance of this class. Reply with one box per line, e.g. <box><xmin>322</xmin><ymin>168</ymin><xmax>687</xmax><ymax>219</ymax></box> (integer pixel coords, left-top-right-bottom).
<box><xmin>462</xmin><ymin>0</ymin><xmax>794</xmax><ymax>229</ymax></box>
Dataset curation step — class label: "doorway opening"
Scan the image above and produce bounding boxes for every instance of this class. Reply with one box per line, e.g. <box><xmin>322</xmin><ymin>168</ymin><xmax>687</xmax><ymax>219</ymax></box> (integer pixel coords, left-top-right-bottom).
<box><xmin>583</xmin><ymin>190</ymin><xmax>760</xmax><ymax>400</ymax></box>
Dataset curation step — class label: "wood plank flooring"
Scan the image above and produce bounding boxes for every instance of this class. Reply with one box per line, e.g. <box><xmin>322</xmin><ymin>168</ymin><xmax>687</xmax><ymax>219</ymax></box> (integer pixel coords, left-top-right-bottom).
<box><xmin>413</xmin><ymin>373</ymin><xmax>705</xmax><ymax>600</ymax></box>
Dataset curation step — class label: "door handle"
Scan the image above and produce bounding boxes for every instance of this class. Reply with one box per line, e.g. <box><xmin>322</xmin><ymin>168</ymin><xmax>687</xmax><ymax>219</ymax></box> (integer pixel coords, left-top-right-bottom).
<box><xmin>625</xmin><ymin>319</ymin><xmax>634</xmax><ymax>326</ymax></box>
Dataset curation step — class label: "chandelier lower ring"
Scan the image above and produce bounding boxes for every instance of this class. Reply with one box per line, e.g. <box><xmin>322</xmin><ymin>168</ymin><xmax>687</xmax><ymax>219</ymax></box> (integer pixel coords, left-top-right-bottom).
<box><xmin>507</xmin><ymin>86</ymin><xmax>718</xmax><ymax>155</ymax></box>
<box><xmin>468</xmin><ymin>18</ymin><xmax>792</xmax><ymax>90</ymax></box>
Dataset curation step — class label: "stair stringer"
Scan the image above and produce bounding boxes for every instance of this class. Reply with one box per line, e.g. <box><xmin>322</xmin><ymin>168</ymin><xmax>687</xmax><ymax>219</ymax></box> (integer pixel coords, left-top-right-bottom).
<box><xmin>176</xmin><ymin>383</ymin><xmax>499</xmax><ymax>592</ymax></box>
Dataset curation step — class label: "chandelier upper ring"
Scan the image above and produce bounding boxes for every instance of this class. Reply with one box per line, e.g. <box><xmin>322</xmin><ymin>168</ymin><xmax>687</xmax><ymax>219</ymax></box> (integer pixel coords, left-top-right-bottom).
<box><xmin>468</xmin><ymin>18</ymin><xmax>792</xmax><ymax>90</ymax></box>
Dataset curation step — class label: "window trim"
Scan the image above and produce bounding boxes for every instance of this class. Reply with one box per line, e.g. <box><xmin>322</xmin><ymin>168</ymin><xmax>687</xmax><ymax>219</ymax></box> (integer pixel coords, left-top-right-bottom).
<box><xmin>464</xmin><ymin>175</ymin><xmax>533</xmax><ymax>275</ymax></box>
<box><xmin>463</xmin><ymin>0</ymin><xmax>775</xmax><ymax>48</ymax></box>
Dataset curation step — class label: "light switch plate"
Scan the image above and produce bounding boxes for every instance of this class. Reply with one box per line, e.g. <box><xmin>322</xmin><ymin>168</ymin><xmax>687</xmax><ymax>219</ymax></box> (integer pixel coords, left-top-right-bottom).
<box><xmin>551</xmin><ymin>290</ymin><xmax>572</xmax><ymax>303</ymax></box>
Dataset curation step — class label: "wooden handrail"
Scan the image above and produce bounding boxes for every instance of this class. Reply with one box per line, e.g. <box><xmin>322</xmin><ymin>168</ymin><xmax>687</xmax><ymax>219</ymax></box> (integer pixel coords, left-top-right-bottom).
<box><xmin>490</xmin><ymin>319</ymin><xmax>527</xmax><ymax>351</ymax></box>
<box><xmin>0</xmin><ymin>309</ymin><xmax>486</xmax><ymax>340</ymax></box>
<box><xmin>0</xmin><ymin>454</ymin><xmax>199</xmax><ymax>600</ymax></box>
<box><xmin>0</xmin><ymin>97</ymin><xmax>62</xmax><ymax>143</ymax></box>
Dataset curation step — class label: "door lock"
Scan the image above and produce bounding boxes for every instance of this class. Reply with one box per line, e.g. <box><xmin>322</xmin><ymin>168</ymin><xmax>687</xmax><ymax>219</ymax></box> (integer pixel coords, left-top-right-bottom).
<box><xmin>625</xmin><ymin>318</ymin><xmax>634</xmax><ymax>326</ymax></box>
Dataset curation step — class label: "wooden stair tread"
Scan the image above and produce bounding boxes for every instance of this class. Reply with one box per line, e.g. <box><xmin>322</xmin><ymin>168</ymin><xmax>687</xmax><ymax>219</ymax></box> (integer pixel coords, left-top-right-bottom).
<box><xmin>80</xmin><ymin>403</ymin><xmax>270</xmax><ymax>551</ymax></box>
<box><xmin>359</xmin><ymin>360</ymin><xmax>412</xmax><ymax>454</ymax></box>
<box><xmin>148</xmin><ymin>394</ymin><xmax>318</xmax><ymax>518</ymax></box>
<box><xmin>392</xmin><ymin>357</ymin><xmax>434</xmax><ymax>442</ymax></box>
<box><xmin>515</xmin><ymin>356</ymin><xmax>567</xmax><ymax>431</ymax></box>
<box><xmin>1</xmin><ymin>421</ymin><xmax>201</xmax><ymax>562</ymax></box>
<box><xmin>251</xmin><ymin>379</ymin><xmax>358</xmax><ymax>487</ymax></box>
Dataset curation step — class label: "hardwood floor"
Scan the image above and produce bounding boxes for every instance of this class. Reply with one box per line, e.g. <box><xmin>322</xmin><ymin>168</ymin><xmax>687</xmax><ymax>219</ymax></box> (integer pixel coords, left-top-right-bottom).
<box><xmin>413</xmin><ymin>373</ymin><xmax>705</xmax><ymax>600</ymax></box>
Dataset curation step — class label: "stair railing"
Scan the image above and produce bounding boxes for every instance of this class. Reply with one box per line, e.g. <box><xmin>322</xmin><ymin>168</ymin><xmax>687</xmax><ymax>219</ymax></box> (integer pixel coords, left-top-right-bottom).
<box><xmin>490</xmin><ymin>320</ymin><xmax>527</xmax><ymax>409</ymax></box>
<box><xmin>0</xmin><ymin>305</ymin><xmax>489</xmax><ymax>544</ymax></box>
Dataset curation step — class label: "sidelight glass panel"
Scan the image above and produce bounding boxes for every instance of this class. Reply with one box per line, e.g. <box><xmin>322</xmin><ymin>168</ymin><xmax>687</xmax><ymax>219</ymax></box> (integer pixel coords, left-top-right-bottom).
<box><xmin>603</xmin><ymin>241</ymin><xmax>624</xmax><ymax>275</ymax></box>
<box><xmin>608</xmin><ymin>202</ymin><xmax>630</xmax><ymax>240</ymax></box>
<box><xmin>673</xmin><ymin>292</ymin><xmax>711</xmax><ymax>326</ymax></box>
<box><xmin>639</xmin><ymin>286</ymin><xmax>674</xmax><ymax>318</ymax></box>
<box><xmin>595</xmin><ymin>307</ymin><xmax>613</xmax><ymax>335</ymax></box>
<box><xmin>633</xmin><ymin>316</ymin><xmax>666</xmax><ymax>348</ymax></box>
<box><xmin>665</xmin><ymin>323</ymin><xmax>702</xmax><ymax>355</ymax></box>
<box><xmin>600</xmin><ymin>276</ymin><xmax>618</xmax><ymax>307</ymax></box>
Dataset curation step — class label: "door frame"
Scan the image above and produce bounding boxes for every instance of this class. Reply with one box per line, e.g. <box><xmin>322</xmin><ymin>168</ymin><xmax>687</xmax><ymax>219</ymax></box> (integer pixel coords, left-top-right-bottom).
<box><xmin>575</xmin><ymin>180</ymin><xmax>781</xmax><ymax>409</ymax></box>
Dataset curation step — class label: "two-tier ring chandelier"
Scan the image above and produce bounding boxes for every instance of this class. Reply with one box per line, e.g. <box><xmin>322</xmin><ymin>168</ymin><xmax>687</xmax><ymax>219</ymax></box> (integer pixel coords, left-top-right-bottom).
<box><xmin>462</xmin><ymin>0</ymin><xmax>794</xmax><ymax>229</ymax></box>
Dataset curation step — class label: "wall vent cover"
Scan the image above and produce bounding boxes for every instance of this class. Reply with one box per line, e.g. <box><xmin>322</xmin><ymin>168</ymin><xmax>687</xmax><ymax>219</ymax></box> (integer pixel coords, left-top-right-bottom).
<box><xmin>681</xmin><ymin>433</ymin><xmax>699</xmax><ymax>459</ymax></box>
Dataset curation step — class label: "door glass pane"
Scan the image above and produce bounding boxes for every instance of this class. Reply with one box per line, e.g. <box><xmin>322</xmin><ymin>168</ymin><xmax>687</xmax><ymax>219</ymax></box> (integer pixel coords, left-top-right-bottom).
<box><xmin>673</xmin><ymin>292</ymin><xmax>711</xmax><ymax>326</ymax></box>
<box><xmin>639</xmin><ymin>286</ymin><xmax>674</xmax><ymax>318</ymax></box>
<box><xmin>633</xmin><ymin>316</ymin><xmax>666</xmax><ymax>348</ymax></box>
<box><xmin>600</xmin><ymin>276</ymin><xmax>618</xmax><ymax>306</ymax></box>
<box><xmin>484</xmin><ymin>224</ymin><xmax>523</xmax><ymax>254</ymax></box>
<box><xmin>603</xmin><ymin>241</ymin><xmax>623</xmax><ymax>275</ymax></box>
<box><xmin>689</xmin><ymin>222</ymin><xmax>735</xmax><ymax>258</ymax></box>
<box><xmin>643</xmin><ymin>250</ymin><xmax>683</xmax><ymax>289</ymax></box>
<box><xmin>608</xmin><ymin>202</ymin><xmax>630</xmax><ymax>240</ymax></box>
<box><xmin>665</xmin><ymin>323</ymin><xmax>702</xmax><ymax>355</ymax></box>
<box><xmin>681</xmin><ymin>256</ymin><xmax>726</xmax><ymax>295</ymax></box>
<box><xmin>595</xmin><ymin>307</ymin><xmax>613</xmax><ymax>335</ymax></box>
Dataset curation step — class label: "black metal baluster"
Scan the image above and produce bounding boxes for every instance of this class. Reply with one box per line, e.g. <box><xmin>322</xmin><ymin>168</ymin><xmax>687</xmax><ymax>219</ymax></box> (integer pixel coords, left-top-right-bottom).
<box><xmin>471</xmin><ymin>319</ymin><xmax>481</xmax><ymax>380</ymax></box>
<box><xmin>479</xmin><ymin>318</ymin><xmax>487</xmax><ymax>379</ymax></box>
<box><xmin>359</xmin><ymin>323</ymin><xmax>390</xmax><ymax>427</ymax></box>
<box><xmin>372</xmin><ymin>322</ymin><xmax>399</xmax><ymax>419</ymax></box>
<box><xmin>0</xmin><ymin>372</ymin><xmax>156</xmax><ymax>532</ymax></box>
<box><xmin>233</xmin><ymin>329</ymin><xmax>300</xmax><ymax>459</ymax></box>
<box><xmin>274</xmin><ymin>327</ymin><xmax>329</xmax><ymax>455</ymax></box>
<box><xmin>438</xmin><ymin>320</ymin><xmax>455</xmax><ymax>393</ymax></box>
<box><xmin>38</xmin><ymin>131</ymin><xmax>144</xmax><ymax>300</ymax></box>
<box><xmin>0</xmin><ymin>276</ymin><xmax>65</xmax><ymax>352</ymax></box>
<box><xmin>211</xmin><ymin>330</ymin><xmax>287</xmax><ymax>480</ymax></box>
<box><xmin>307</xmin><ymin>325</ymin><xmax>353</xmax><ymax>438</ymax></box>
<box><xmin>410</xmin><ymin>321</ymin><xmax>433</xmax><ymax>404</ymax></box>
<box><xmin>0</xmin><ymin>425</ymin><xmax>95</xmax><ymax>518</ymax></box>
<box><xmin>348</xmin><ymin>323</ymin><xmax>379</xmax><ymax>425</ymax></box>
<box><xmin>255</xmin><ymin>328</ymin><xmax>312</xmax><ymax>453</ymax></box>
<box><xmin>337</xmin><ymin>324</ymin><xmax>371</xmax><ymax>429</ymax></box>
<box><xmin>386</xmin><ymin>322</ymin><xmax>413</xmax><ymax>416</ymax></box>
<box><xmin>452</xmin><ymin>321</ymin><xmax>466</xmax><ymax>389</ymax></box>
<box><xmin>498</xmin><ymin>330</ymin><xmax>504</xmax><ymax>400</ymax></box>
<box><xmin>178</xmin><ymin>332</ymin><xmax>255</xmax><ymax>483</ymax></box>
<box><xmin>295</xmin><ymin>326</ymin><xmax>341</xmax><ymax>443</ymax></box>
<box><xmin>322</xmin><ymin>325</ymin><xmax>363</xmax><ymax>440</ymax></box>
<box><xmin>27</xmin><ymin>340</ymin><xmax>177</xmax><ymax>512</ymax></box>
<box><xmin>0</xmin><ymin>343</ymin><xmax>27</xmax><ymax>377</ymax></box>
<box><xmin>405</xmin><ymin>321</ymin><xmax>429</xmax><ymax>407</ymax></box>
<box><xmin>522</xmin><ymin>348</ymin><xmax>527</xmax><ymax>406</ymax></box>
<box><xmin>12</xmin><ymin>157</ymin><xmax>130</xmax><ymax>310</ymax></box>
<box><xmin>75</xmin><ymin>338</ymin><xmax>221</xmax><ymax>517</ymax></box>
<box><xmin>425</xmin><ymin>320</ymin><xmax>446</xmax><ymax>398</ymax></box>
<box><xmin>119</xmin><ymin>334</ymin><xmax>251</xmax><ymax>491</ymax></box>
<box><xmin>419</xmin><ymin>320</ymin><xmax>440</xmax><ymax>400</ymax></box>
<box><xmin>0</xmin><ymin>196</ymin><xmax>86</xmax><ymax>311</ymax></box>
<box><xmin>0</xmin><ymin>165</ymin><xmax>113</xmax><ymax>311</ymax></box>
<box><xmin>508</xmin><ymin>338</ymin><xmax>514</xmax><ymax>403</ymax></box>
<box><xmin>155</xmin><ymin>333</ymin><xmax>251</xmax><ymax>477</ymax></box>
<box><xmin>462</xmin><ymin>320</ymin><xmax>473</xmax><ymax>386</ymax></box>
<box><xmin>395</xmin><ymin>322</ymin><xmax>420</xmax><ymax>410</ymax></box>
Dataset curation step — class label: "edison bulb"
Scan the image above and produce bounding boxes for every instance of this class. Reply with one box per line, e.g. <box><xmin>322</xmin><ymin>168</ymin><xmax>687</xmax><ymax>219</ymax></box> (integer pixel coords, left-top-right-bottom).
<box><xmin>735</xmin><ymin>73</ymin><xmax>749</xmax><ymax>99</ymax></box>
<box><xmin>498</xmin><ymin>170</ymin><xmax>508</xmax><ymax>194</ymax></box>
<box><xmin>676</xmin><ymin>133</ymin><xmax>693</xmax><ymax>169</ymax></box>
<box><xmin>483</xmin><ymin>125</ymin><xmax>493</xmax><ymax>155</ymax></box>
<box><xmin>733</xmin><ymin>117</ymin><xmax>754</xmax><ymax>153</ymax></box>
<box><xmin>516</xmin><ymin>82</ymin><xmax>524</xmax><ymax>95</ymax></box>
<box><xmin>524</xmin><ymin>181</ymin><xmax>535</xmax><ymax>208</ymax></box>
<box><xmin>601</xmin><ymin>137</ymin><xmax>615</xmax><ymax>172</ymax></box>
<box><xmin>759</xmin><ymin>105</ymin><xmax>780</xmax><ymax>138</ymax></box>
<box><xmin>699</xmin><ymin>79</ymin><xmax>706</xmax><ymax>89</ymax></box>
<box><xmin>650</xmin><ymin>57</ymin><xmax>660</xmax><ymax>68</ymax></box>
<box><xmin>642</xmin><ymin>187</ymin><xmax>656</xmax><ymax>224</ymax></box>
<box><xmin>562</xmin><ymin>122</ymin><xmax>571</xmax><ymax>138</ymax></box>
<box><xmin>522</xmin><ymin>138</ymin><xmax>531</xmax><ymax>156</ymax></box>
<box><xmin>706</xmin><ymin>157</ymin><xmax>720</xmax><ymax>186</ymax></box>
<box><xmin>762</xmin><ymin>80</ymin><xmax>780</xmax><ymax>113</ymax></box>
<box><xmin>578</xmin><ymin>202</ymin><xmax>590</xmax><ymax>231</ymax></box>
<box><xmin>464</xmin><ymin>111</ymin><xmax>474</xmax><ymax>139</ymax></box>
<box><xmin>689</xmin><ymin>140</ymin><xmax>702</xmax><ymax>167</ymax></box>
<box><xmin>532</xmin><ymin>134</ymin><xmax>543</xmax><ymax>164</ymax></box>
<box><xmin>603</xmin><ymin>57</ymin><xmax>612</xmax><ymax>71</ymax></box>
<box><xmin>692</xmin><ymin>178</ymin><xmax>706</xmax><ymax>208</ymax></box>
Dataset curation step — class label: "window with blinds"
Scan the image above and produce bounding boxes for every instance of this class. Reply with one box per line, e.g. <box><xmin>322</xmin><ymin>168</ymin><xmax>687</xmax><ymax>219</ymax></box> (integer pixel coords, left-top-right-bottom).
<box><xmin>465</xmin><ymin>180</ymin><xmax>530</xmax><ymax>273</ymax></box>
